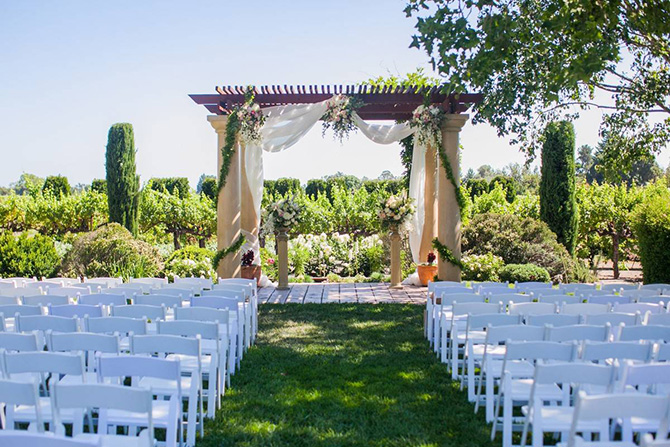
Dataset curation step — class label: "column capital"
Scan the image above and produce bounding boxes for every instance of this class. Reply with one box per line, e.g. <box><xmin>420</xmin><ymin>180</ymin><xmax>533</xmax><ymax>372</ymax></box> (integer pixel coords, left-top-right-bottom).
<box><xmin>442</xmin><ymin>114</ymin><xmax>469</xmax><ymax>132</ymax></box>
<box><xmin>207</xmin><ymin>115</ymin><xmax>229</xmax><ymax>133</ymax></box>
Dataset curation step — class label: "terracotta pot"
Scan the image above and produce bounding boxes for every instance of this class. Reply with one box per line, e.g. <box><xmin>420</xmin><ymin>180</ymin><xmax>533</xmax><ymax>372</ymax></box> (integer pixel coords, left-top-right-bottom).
<box><xmin>241</xmin><ymin>265</ymin><xmax>262</xmax><ymax>286</ymax></box>
<box><xmin>417</xmin><ymin>264</ymin><xmax>438</xmax><ymax>286</ymax></box>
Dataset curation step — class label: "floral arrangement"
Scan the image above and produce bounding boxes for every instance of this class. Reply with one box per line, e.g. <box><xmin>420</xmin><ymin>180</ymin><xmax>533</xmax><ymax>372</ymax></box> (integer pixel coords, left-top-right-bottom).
<box><xmin>235</xmin><ymin>100</ymin><xmax>265</xmax><ymax>145</ymax></box>
<box><xmin>321</xmin><ymin>94</ymin><xmax>364</xmax><ymax>143</ymax></box>
<box><xmin>421</xmin><ymin>252</ymin><xmax>437</xmax><ymax>266</ymax></box>
<box><xmin>410</xmin><ymin>104</ymin><xmax>445</xmax><ymax>148</ymax></box>
<box><xmin>265</xmin><ymin>198</ymin><xmax>303</xmax><ymax>233</ymax></box>
<box><xmin>378</xmin><ymin>193</ymin><xmax>415</xmax><ymax>231</ymax></box>
<box><xmin>241</xmin><ymin>249</ymin><xmax>255</xmax><ymax>267</ymax></box>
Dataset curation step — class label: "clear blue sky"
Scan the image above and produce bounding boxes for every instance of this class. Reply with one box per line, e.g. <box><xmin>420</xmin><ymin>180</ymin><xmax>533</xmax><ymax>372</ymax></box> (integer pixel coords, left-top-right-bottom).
<box><xmin>1</xmin><ymin>1</ymin><xmax>666</xmax><ymax>188</ymax></box>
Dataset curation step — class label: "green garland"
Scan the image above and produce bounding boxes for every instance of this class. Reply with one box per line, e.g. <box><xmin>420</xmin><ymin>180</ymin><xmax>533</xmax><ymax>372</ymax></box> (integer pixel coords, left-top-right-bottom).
<box><xmin>212</xmin><ymin>234</ymin><xmax>246</xmax><ymax>271</ymax></box>
<box><xmin>432</xmin><ymin>237</ymin><xmax>464</xmax><ymax>270</ymax></box>
<box><xmin>436</xmin><ymin>143</ymin><xmax>466</xmax><ymax>215</ymax></box>
<box><xmin>217</xmin><ymin>112</ymin><xmax>240</xmax><ymax>193</ymax></box>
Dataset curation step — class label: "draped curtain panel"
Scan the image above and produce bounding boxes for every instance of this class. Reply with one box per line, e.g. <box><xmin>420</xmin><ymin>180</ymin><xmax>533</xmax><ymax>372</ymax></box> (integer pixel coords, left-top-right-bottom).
<box><xmin>243</xmin><ymin>97</ymin><xmax>432</xmax><ymax>264</ymax></box>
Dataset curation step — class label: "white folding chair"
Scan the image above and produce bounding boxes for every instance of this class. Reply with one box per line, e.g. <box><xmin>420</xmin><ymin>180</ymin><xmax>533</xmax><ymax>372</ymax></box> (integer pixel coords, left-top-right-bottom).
<box><xmin>433</xmin><ymin>293</ymin><xmax>486</xmax><ymax>354</ymax></box>
<box><xmin>0</xmin><ymin>304</ymin><xmax>42</xmax><ymax>331</ymax></box>
<box><xmin>97</xmin><ymin>356</ymin><xmax>180</xmax><ymax>447</ymax></box>
<box><xmin>515</xmin><ymin>283</ymin><xmax>554</xmax><ymax>294</ymax></box>
<box><xmin>538</xmin><ymin>294</ymin><xmax>582</xmax><ymax>305</ymax></box>
<box><xmin>129</xmin><ymin>277</ymin><xmax>167</xmax><ymax>290</ymax></box>
<box><xmin>558</xmin><ymin>284</ymin><xmax>597</xmax><ymax>295</ymax></box>
<box><xmin>479</xmin><ymin>286</ymin><xmax>515</xmax><ymax>296</ymax></box>
<box><xmin>614</xmin><ymin>302</ymin><xmax>666</xmax><ymax>315</ymax></box>
<box><xmin>138</xmin><ymin>293</ymin><xmax>184</xmax><ymax>309</ymax></box>
<box><xmin>492</xmin><ymin>293</ymin><xmax>534</xmax><ymax>307</ymax></box>
<box><xmin>584</xmin><ymin>313</ymin><xmax>640</xmax><ymax>339</ymax></box>
<box><xmin>22</xmin><ymin>294</ymin><xmax>70</xmax><ymax>306</ymax></box>
<box><xmin>0</xmin><ymin>332</ymin><xmax>40</xmax><ymax>353</ymax></box>
<box><xmin>78</xmin><ymin>294</ymin><xmax>127</xmax><ymax>307</ymax></box>
<box><xmin>50</xmin><ymin>286</ymin><xmax>91</xmax><ymax>299</ymax></box>
<box><xmin>0</xmin><ymin>379</ymin><xmax>44</xmax><ymax>432</ymax></box>
<box><xmin>565</xmin><ymin>392</ymin><xmax>670</xmax><ymax>447</ymax></box>
<box><xmin>620</xmin><ymin>362</ymin><xmax>670</xmax><ymax>441</ymax></box>
<box><xmin>15</xmin><ymin>315</ymin><xmax>79</xmax><ymax>347</ymax></box>
<box><xmin>108</xmin><ymin>284</ymin><xmax>146</xmax><ymax>298</ymax></box>
<box><xmin>492</xmin><ymin>341</ymin><xmax>579</xmax><ymax>447</ymax></box>
<box><xmin>48</xmin><ymin>332</ymin><xmax>120</xmax><ymax>384</ymax></box>
<box><xmin>84</xmin><ymin>316</ymin><xmax>147</xmax><ymax>351</ymax></box>
<box><xmin>52</xmin><ymin>383</ymin><xmax>153</xmax><ymax>447</ymax></box>
<box><xmin>176</xmin><ymin>277</ymin><xmax>213</xmax><ymax>291</ymax></box>
<box><xmin>83</xmin><ymin>276</ymin><xmax>123</xmax><ymax>288</ymax></box>
<box><xmin>26</xmin><ymin>280</ymin><xmax>63</xmax><ymax>291</ymax></box>
<box><xmin>580</xmin><ymin>341</ymin><xmax>654</xmax><ymax>394</ymax></box>
<box><xmin>49</xmin><ymin>304</ymin><xmax>103</xmax><ymax>319</ymax></box>
<box><xmin>526</xmin><ymin>314</ymin><xmax>581</xmax><ymax>327</ymax></box>
<box><xmin>600</xmin><ymin>283</ymin><xmax>640</xmax><ymax>293</ymax></box>
<box><xmin>586</xmin><ymin>295</ymin><xmax>630</xmax><ymax>306</ymax></box>
<box><xmin>191</xmin><ymin>296</ymin><xmax>244</xmax><ymax>369</ymax></box>
<box><xmin>618</xmin><ymin>325</ymin><xmax>670</xmax><ymax>343</ymax></box>
<box><xmin>0</xmin><ymin>287</ymin><xmax>42</xmax><ymax>298</ymax></box>
<box><xmin>211</xmin><ymin>283</ymin><xmax>255</xmax><ymax>347</ymax></box>
<box><xmin>44</xmin><ymin>278</ymin><xmax>81</xmax><ymax>287</ymax></box>
<box><xmin>131</xmin><ymin>334</ymin><xmax>203</xmax><ymax>446</ymax></box>
<box><xmin>0</xmin><ymin>431</ymin><xmax>102</xmax><ymax>447</ymax></box>
<box><xmin>546</xmin><ymin>324</ymin><xmax>611</xmax><ymax>343</ymax></box>
<box><xmin>521</xmin><ymin>362</ymin><xmax>616</xmax><ymax>447</ymax></box>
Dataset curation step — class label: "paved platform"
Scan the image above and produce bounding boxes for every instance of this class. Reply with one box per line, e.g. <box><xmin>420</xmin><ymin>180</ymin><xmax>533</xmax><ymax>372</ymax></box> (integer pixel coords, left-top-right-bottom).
<box><xmin>257</xmin><ymin>283</ymin><xmax>427</xmax><ymax>304</ymax></box>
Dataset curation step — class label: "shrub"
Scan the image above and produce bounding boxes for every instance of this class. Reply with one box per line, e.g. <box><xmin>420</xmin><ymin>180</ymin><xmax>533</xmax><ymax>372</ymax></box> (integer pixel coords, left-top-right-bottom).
<box><xmin>465</xmin><ymin>178</ymin><xmax>489</xmax><ymax>199</ymax></box>
<box><xmin>42</xmin><ymin>175</ymin><xmax>71</xmax><ymax>196</ymax></box>
<box><xmin>147</xmin><ymin>177</ymin><xmax>190</xmax><ymax>198</ymax></box>
<box><xmin>462</xmin><ymin>213</ymin><xmax>590</xmax><ymax>282</ymax></box>
<box><xmin>633</xmin><ymin>186</ymin><xmax>670</xmax><ymax>284</ymax></box>
<box><xmin>199</xmin><ymin>177</ymin><xmax>217</xmax><ymax>202</ymax></box>
<box><xmin>61</xmin><ymin>223</ymin><xmax>162</xmax><ymax>280</ymax></box>
<box><xmin>91</xmin><ymin>179</ymin><xmax>107</xmax><ymax>194</ymax></box>
<box><xmin>0</xmin><ymin>232</ymin><xmax>60</xmax><ymax>278</ymax></box>
<box><xmin>260</xmin><ymin>246</ymin><xmax>278</xmax><ymax>282</ymax></box>
<box><xmin>461</xmin><ymin>253</ymin><xmax>504</xmax><ymax>282</ymax></box>
<box><xmin>489</xmin><ymin>175</ymin><xmax>517</xmax><ymax>203</ymax></box>
<box><xmin>163</xmin><ymin>246</ymin><xmax>216</xmax><ymax>281</ymax></box>
<box><xmin>499</xmin><ymin>264</ymin><xmax>551</xmax><ymax>283</ymax></box>
<box><xmin>540</xmin><ymin>121</ymin><xmax>578</xmax><ymax>254</ymax></box>
<box><xmin>106</xmin><ymin>123</ymin><xmax>139</xmax><ymax>235</ymax></box>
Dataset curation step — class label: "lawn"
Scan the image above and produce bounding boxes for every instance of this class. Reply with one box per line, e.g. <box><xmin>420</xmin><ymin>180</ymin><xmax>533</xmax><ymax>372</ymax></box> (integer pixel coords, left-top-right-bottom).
<box><xmin>200</xmin><ymin>304</ymin><xmax>496</xmax><ymax>447</ymax></box>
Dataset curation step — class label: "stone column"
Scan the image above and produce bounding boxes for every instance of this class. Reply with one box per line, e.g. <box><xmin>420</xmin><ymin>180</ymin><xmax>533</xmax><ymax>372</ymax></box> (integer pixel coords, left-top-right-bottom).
<box><xmin>419</xmin><ymin>143</ymin><xmax>438</xmax><ymax>263</ymax></box>
<box><xmin>437</xmin><ymin>115</ymin><xmax>468</xmax><ymax>281</ymax></box>
<box><xmin>390</xmin><ymin>227</ymin><xmax>402</xmax><ymax>288</ymax></box>
<box><xmin>239</xmin><ymin>143</ymin><xmax>259</xmax><ymax>247</ymax></box>
<box><xmin>208</xmin><ymin>115</ymin><xmax>241</xmax><ymax>279</ymax></box>
<box><xmin>276</xmin><ymin>229</ymin><xmax>289</xmax><ymax>290</ymax></box>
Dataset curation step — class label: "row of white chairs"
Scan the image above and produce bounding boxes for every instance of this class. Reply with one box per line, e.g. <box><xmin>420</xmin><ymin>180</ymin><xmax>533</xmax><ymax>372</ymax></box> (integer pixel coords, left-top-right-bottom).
<box><xmin>0</xmin><ymin>276</ymin><xmax>213</xmax><ymax>291</ymax></box>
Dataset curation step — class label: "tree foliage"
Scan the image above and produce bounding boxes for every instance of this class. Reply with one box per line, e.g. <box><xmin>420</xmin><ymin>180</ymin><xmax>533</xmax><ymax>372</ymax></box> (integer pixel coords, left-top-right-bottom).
<box><xmin>106</xmin><ymin>123</ymin><xmax>139</xmax><ymax>236</ymax></box>
<box><xmin>405</xmin><ymin>0</ymin><xmax>670</xmax><ymax>164</ymax></box>
<box><xmin>540</xmin><ymin>121</ymin><xmax>578</xmax><ymax>254</ymax></box>
<box><xmin>42</xmin><ymin>175</ymin><xmax>71</xmax><ymax>197</ymax></box>
<box><xmin>147</xmin><ymin>177</ymin><xmax>190</xmax><ymax>198</ymax></box>
<box><xmin>633</xmin><ymin>183</ymin><xmax>670</xmax><ymax>284</ymax></box>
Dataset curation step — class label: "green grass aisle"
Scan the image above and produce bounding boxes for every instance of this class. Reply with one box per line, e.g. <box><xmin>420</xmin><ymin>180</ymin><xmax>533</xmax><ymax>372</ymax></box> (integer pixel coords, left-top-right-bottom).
<box><xmin>200</xmin><ymin>304</ymin><xmax>497</xmax><ymax>447</ymax></box>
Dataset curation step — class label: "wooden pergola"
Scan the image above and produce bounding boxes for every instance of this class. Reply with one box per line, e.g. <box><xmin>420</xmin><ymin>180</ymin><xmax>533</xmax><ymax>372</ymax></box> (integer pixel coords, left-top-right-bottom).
<box><xmin>190</xmin><ymin>84</ymin><xmax>482</xmax><ymax>283</ymax></box>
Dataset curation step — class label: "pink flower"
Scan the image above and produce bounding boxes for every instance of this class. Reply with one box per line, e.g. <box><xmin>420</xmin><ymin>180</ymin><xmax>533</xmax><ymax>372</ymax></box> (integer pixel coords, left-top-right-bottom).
<box><xmin>267</xmin><ymin>258</ymin><xmax>275</xmax><ymax>265</ymax></box>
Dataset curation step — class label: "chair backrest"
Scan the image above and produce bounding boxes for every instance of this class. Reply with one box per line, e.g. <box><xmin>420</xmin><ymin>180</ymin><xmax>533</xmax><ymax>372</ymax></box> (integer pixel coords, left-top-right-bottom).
<box><xmin>622</xmin><ymin>361</ymin><xmax>670</xmax><ymax>393</ymax></box>
<box><xmin>16</xmin><ymin>314</ymin><xmax>78</xmax><ymax>334</ymax></box>
<box><xmin>614</xmin><ymin>302</ymin><xmax>665</xmax><ymax>315</ymax></box>
<box><xmin>78</xmin><ymin>293</ymin><xmax>127</xmax><ymax>306</ymax></box>
<box><xmin>439</xmin><ymin>293</ymin><xmax>485</xmax><ymax>307</ymax></box>
<box><xmin>484</xmin><ymin>324</ymin><xmax>545</xmax><ymax>345</ymax></box>
<box><xmin>174</xmin><ymin>306</ymin><xmax>230</xmax><ymax>325</ymax></box>
<box><xmin>657</xmin><ymin>343</ymin><xmax>670</xmax><ymax>362</ymax></box>
<box><xmin>600</xmin><ymin>283</ymin><xmax>640</xmax><ymax>293</ymax></box>
<box><xmin>98</xmin><ymin>355</ymin><xmax>180</xmax><ymax>382</ymax></box>
<box><xmin>580</xmin><ymin>341</ymin><xmax>654</xmax><ymax>363</ymax></box>
<box><xmin>129</xmin><ymin>277</ymin><xmax>167</xmax><ymax>288</ymax></box>
<box><xmin>504</xmin><ymin>340</ymin><xmax>578</xmax><ymax>362</ymax></box>
<box><xmin>149</xmin><ymin>287</ymin><xmax>194</xmax><ymax>298</ymax></box>
<box><xmin>131</xmin><ymin>334</ymin><xmax>201</xmax><ymax>362</ymax></box>
<box><xmin>0</xmin><ymin>287</ymin><xmax>41</xmax><ymax>297</ymax></box>
<box><xmin>638</xmin><ymin>295</ymin><xmax>670</xmax><ymax>304</ymax></box>
<box><xmin>620</xmin><ymin>289</ymin><xmax>662</xmax><ymax>299</ymax></box>
<box><xmin>49</xmin><ymin>304</ymin><xmax>103</xmax><ymax>318</ymax></box>
<box><xmin>49</xmin><ymin>331</ymin><xmax>120</xmax><ymax>357</ymax></box>
<box><xmin>584</xmin><ymin>312</ymin><xmax>638</xmax><ymax>327</ymax></box>
<box><xmin>567</xmin><ymin>392</ymin><xmax>670</xmax><ymax>447</ymax></box>
<box><xmin>0</xmin><ymin>379</ymin><xmax>43</xmax><ymax>432</ymax></box>
<box><xmin>509</xmin><ymin>302</ymin><xmax>556</xmax><ymax>316</ymax></box>
<box><xmin>84</xmin><ymin>276</ymin><xmax>123</xmax><ymax>288</ymax></box>
<box><xmin>428</xmin><ymin>281</ymin><xmax>463</xmax><ymax>294</ymax></box>
<box><xmin>490</xmin><ymin>293</ymin><xmax>533</xmax><ymax>306</ymax></box>
<box><xmin>44</xmin><ymin>278</ymin><xmax>81</xmax><ymax>286</ymax></box>
<box><xmin>515</xmin><ymin>282</ymin><xmax>553</xmax><ymax>294</ymax></box>
<box><xmin>538</xmin><ymin>294</ymin><xmax>582</xmax><ymax>305</ymax></box>
<box><xmin>451</xmin><ymin>302</ymin><xmax>502</xmax><ymax>318</ymax></box>
<box><xmin>546</xmin><ymin>324</ymin><xmax>611</xmax><ymax>343</ymax></box>
<box><xmin>466</xmin><ymin>313</ymin><xmax>521</xmax><ymax>331</ymax></box>
<box><xmin>110</xmin><ymin>304</ymin><xmax>166</xmax><ymax>321</ymax></box>
<box><xmin>561</xmin><ymin>302</ymin><xmax>610</xmax><ymax>316</ymax></box>
<box><xmin>52</xmin><ymin>383</ymin><xmax>153</xmax><ymax>438</ymax></box>
<box><xmin>134</xmin><ymin>294</ymin><xmax>182</xmax><ymax>308</ymax></box>
<box><xmin>212</xmin><ymin>283</ymin><xmax>252</xmax><ymax>298</ymax></box>
<box><xmin>0</xmin><ymin>295</ymin><xmax>20</xmax><ymax>306</ymax></box>
<box><xmin>191</xmin><ymin>296</ymin><xmax>242</xmax><ymax>313</ymax></box>
<box><xmin>558</xmin><ymin>283</ymin><xmax>597</xmax><ymax>294</ymax></box>
<box><xmin>532</xmin><ymin>361</ymin><xmax>615</xmax><ymax>390</ymax></box>
<box><xmin>200</xmin><ymin>289</ymin><xmax>245</xmax><ymax>300</ymax></box>
<box><xmin>618</xmin><ymin>325</ymin><xmax>670</xmax><ymax>343</ymax></box>
<box><xmin>526</xmin><ymin>313</ymin><xmax>581</xmax><ymax>327</ymax></box>
<box><xmin>26</xmin><ymin>280</ymin><xmax>62</xmax><ymax>290</ymax></box>
<box><xmin>436</xmin><ymin>286</ymin><xmax>475</xmax><ymax>296</ymax></box>
<box><xmin>84</xmin><ymin>316</ymin><xmax>147</xmax><ymax>336</ymax></box>
<box><xmin>583</xmin><ymin>290</ymin><xmax>617</xmax><ymax>298</ymax></box>
<box><xmin>477</xmin><ymin>286</ymin><xmax>513</xmax><ymax>296</ymax></box>
<box><xmin>0</xmin><ymin>280</ymin><xmax>17</xmax><ymax>289</ymax></box>
<box><xmin>4</xmin><ymin>351</ymin><xmax>85</xmax><ymax>377</ymax></box>
<box><xmin>0</xmin><ymin>332</ymin><xmax>40</xmax><ymax>352</ymax></box>
<box><xmin>0</xmin><ymin>304</ymin><xmax>42</xmax><ymax>317</ymax></box>
<box><xmin>49</xmin><ymin>286</ymin><xmax>91</xmax><ymax>298</ymax></box>
<box><xmin>641</xmin><ymin>283</ymin><xmax>670</xmax><ymax>291</ymax></box>
<box><xmin>645</xmin><ymin>313</ymin><xmax>670</xmax><ymax>326</ymax></box>
<box><xmin>22</xmin><ymin>294</ymin><xmax>69</xmax><ymax>306</ymax></box>
<box><xmin>174</xmin><ymin>277</ymin><xmax>213</xmax><ymax>291</ymax></box>
<box><xmin>157</xmin><ymin>320</ymin><xmax>219</xmax><ymax>341</ymax></box>
<box><xmin>0</xmin><ymin>431</ymin><xmax>101</xmax><ymax>446</ymax></box>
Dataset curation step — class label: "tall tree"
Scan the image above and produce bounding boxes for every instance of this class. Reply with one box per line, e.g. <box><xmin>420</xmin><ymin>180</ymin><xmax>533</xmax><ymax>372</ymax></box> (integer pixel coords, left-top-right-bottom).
<box><xmin>540</xmin><ymin>121</ymin><xmax>578</xmax><ymax>254</ymax></box>
<box><xmin>405</xmin><ymin>0</ymin><xmax>670</xmax><ymax>169</ymax></box>
<box><xmin>105</xmin><ymin>123</ymin><xmax>139</xmax><ymax>236</ymax></box>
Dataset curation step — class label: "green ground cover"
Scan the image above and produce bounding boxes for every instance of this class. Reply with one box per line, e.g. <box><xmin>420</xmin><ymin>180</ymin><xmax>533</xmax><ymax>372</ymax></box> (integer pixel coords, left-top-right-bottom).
<box><xmin>200</xmin><ymin>304</ymin><xmax>496</xmax><ymax>447</ymax></box>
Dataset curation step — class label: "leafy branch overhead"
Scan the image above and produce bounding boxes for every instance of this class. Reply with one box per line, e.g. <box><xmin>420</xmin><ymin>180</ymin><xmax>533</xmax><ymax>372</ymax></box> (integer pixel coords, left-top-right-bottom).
<box><xmin>404</xmin><ymin>0</ymin><xmax>670</xmax><ymax>170</ymax></box>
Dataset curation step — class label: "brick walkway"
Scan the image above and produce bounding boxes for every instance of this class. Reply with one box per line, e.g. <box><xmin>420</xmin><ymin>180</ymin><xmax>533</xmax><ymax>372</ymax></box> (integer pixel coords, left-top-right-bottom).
<box><xmin>258</xmin><ymin>283</ymin><xmax>427</xmax><ymax>304</ymax></box>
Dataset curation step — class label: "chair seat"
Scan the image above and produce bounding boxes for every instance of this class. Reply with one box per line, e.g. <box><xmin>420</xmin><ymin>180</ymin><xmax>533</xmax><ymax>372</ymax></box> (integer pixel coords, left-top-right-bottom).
<box><xmin>106</xmin><ymin>399</ymin><xmax>175</xmax><ymax>427</ymax></box>
<box><xmin>456</xmin><ymin>331</ymin><xmax>487</xmax><ymax>343</ymax></box>
<box><xmin>630</xmin><ymin>416</ymin><xmax>663</xmax><ymax>431</ymax></box>
<box><xmin>557</xmin><ymin>440</ymin><xmax>637</xmax><ymax>447</ymax></box>
<box><xmin>14</xmin><ymin>398</ymin><xmax>77</xmax><ymax>422</ymax></box>
<box><xmin>509</xmin><ymin>379</ymin><xmax>564</xmax><ymax>401</ymax></box>
<box><xmin>521</xmin><ymin>406</ymin><xmax>604</xmax><ymax>432</ymax></box>
<box><xmin>139</xmin><ymin>376</ymin><xmax>195</xmax><ymax>398</ymax></box>
<box><xmin>472</xmin><ymin>344</ymin><xmax>506</xmax><ymax>358</ymax></box>
<box><xmin>489</xmin><ymin>359</ymin><xmax>534</xmax><ymax>378</ymax></box>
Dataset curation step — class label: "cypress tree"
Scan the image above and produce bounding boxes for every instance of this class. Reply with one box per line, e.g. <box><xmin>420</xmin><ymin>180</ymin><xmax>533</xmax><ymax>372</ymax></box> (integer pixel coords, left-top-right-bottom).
<box><xmin>540</xmin><ymin>121</ymin><xmax>578</xmax><ymax>254</ymax></box>
<box><xmin>105</xmin><ymin>123</ymin><xmax>139</xmax><ymax>236</ymax></box>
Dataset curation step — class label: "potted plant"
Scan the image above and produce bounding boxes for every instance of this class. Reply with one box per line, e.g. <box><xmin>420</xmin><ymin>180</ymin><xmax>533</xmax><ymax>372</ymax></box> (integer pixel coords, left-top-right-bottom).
<box><xmin>240</xmin><ymin>249</ymin><xmax>261</xmax><ymax>286</ymax></box>
<box><xmin>417</xmin><ymin>252</ymin><xmax>438</xmax><ymax>286</ymax></box>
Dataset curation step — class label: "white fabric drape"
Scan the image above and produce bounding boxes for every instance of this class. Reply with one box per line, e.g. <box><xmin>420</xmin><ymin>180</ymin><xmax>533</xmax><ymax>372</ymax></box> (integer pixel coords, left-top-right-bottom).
<box><xmin>243</xmin><ymin>97</ymin><xmax>427</xmax><ymax>264</ymax></box>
